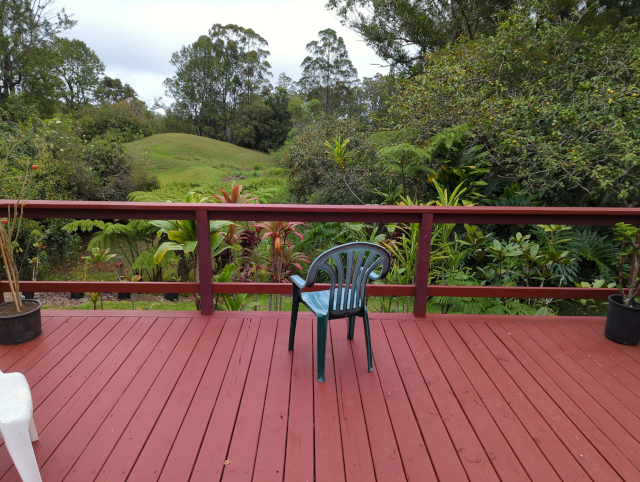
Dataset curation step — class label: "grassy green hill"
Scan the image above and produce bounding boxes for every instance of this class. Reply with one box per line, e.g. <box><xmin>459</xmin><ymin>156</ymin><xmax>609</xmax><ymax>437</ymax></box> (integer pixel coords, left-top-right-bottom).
<box><xmin>125</xmin><ymin>133</ymin><xmax>288</xmax><ymax>203</ymax></box>
<box><xmin>125</xmin><ymin>133</ymin><xmax>271</xmax><ymax>185</ymax></box>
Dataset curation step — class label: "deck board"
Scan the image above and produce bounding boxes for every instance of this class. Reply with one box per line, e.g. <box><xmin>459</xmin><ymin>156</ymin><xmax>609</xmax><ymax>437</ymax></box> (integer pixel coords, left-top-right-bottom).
<box><xmin>0</xmin><ymin>310</ymin><xmax>639</xmax><ymax>481</ymax></box>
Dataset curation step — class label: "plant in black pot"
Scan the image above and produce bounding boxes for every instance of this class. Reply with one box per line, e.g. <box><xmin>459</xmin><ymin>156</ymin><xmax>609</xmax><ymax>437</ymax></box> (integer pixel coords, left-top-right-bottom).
<box><xmin>113</xmin><ymin>259</ymin><xmax>131</xmax><ymax>300</ymax></box>
<box><xmin>605</xmin><ymin>222</ymin><xmax>640</xmax><ymax>345</ymax></box>
<box><xmin>161</xmin><ymin>258</ymin><xmax>179</xmax><ymax>302</ymax></box>
<box><xmin>0</xmin><ymin>161</ymin><xmax>42</xmax><ymax>345</ymax></box>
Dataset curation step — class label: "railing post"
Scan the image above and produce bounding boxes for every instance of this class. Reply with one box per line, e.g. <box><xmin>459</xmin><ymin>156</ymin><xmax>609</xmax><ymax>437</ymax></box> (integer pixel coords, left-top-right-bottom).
<box><xmin>413</xmin><ymin>213</ymin><xmax>433</xmax><ymax>317</ymax></box>
<box><xmin>196</xmin><ymin>210</ymin><xmax>213</xmax><ymax>315</ymax></box>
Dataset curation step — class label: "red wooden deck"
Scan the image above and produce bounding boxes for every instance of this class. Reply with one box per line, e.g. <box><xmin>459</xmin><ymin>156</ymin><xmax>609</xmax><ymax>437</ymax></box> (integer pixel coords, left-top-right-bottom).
<box><xmin>1</xmin><ymin>310</ymin><xmax>639</xmax><ymax>482</ymax></box>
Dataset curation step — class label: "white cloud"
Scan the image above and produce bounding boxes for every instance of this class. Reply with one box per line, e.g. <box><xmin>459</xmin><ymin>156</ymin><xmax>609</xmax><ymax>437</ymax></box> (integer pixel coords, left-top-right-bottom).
<box><xmin>59</xmin><ymin>0</ymin><xmax>388</xmax><ymax>105</ymax></box>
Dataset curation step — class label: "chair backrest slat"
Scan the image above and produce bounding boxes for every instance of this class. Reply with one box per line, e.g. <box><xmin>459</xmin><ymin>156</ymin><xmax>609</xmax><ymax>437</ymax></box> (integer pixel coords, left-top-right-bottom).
<box><xmin>304</xmin><ymin>242</ymin><xmax>390</xmax><ymax>318</ymax></box>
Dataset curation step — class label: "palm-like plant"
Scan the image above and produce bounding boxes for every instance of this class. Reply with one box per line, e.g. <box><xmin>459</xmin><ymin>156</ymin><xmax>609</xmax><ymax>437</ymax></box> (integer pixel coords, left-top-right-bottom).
<box><xmin>213</xmin><ymin>264</ymin><xmax>260</xmax><ymax>311</ymax></box>
<box><xmin>151</xmin><ymin>192</ymin><xmax>235</xmax><ymax>309</ymax></box>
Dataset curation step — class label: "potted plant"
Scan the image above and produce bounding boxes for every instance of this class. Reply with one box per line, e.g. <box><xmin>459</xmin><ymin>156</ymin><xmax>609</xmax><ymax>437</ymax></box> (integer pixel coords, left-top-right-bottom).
<box><xmin>605</xmin><ymin>222</ymin><xmax>640</xmax><ymax>345</ymax></box>
<box><xmin>69</xmin><ymin>258</ymin><xmax>87</xmax><ymax>299</ymax></box>
<box><xmin>113</xmin><ymin>259</ymin><xmax>131</xmax><ymax>300</ymax></box>
<box><xmin>161</xmin><ymin>257</ymin><xmax>179</xmax><ymax>302</ymax></box>
<box><xmin>124</xmin><ymin>275</ymin><xmax>142</xmax><ymax>309</ymax></box>
<box><xmin>0</xmin><ymin>162</ymin><xmax>41</xmax><ymax>345</ymax></box>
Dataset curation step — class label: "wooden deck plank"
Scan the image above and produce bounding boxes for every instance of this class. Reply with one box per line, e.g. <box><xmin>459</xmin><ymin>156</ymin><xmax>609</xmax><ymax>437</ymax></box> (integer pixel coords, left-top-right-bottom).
<box><xmin>435</xmin><ymin>320</ymin><xmax>561</xmax><ymax>482</ymax></box>
<box><xmin>0</xmin><ymin>315</ymin><xmax>139</xmax><ymax>477</ymax></box>
<box><xmin>0</xmin><ymin>315</ymin><xmax>162</xmax><ymax>482</ymax></box>
<box><xmin>513</xmin><ymin>322</ymin><xmax>640</xmax><ymax>463</ymax></box>
<box><xmin>124</xmin><ymin>317</ymin><xmax>222</xmax><ymax>482</ymax></box>
<box><xmin>29</xmin><ymin>316</ymin><xmax>129</xmax><ymax>414</ymax></box>
<box><xmin>348</xmin><ymin>320</ymin><xmax>406</xmax><ymax>482</ymax></box>
<box><xmin>455</xmin><ymin>321</ymin><xmax>591</xmax><ymax>482</ymax></box>
<box><xmin>64</xmin><ymin>316</ymin><xmax>195</xmax><ymax>482</ymax></box>
<box><xmin>402</xmin><ymin>320</ymin><xmax>500</xmax><ymax>482</ymax></box>
<box><xmin>283</xmin><ymin>317</ymin><xmax>314</xmax><ymax>482</ymax></box>
<box><xmin>589</xmin><ymin>323</ymin><xmax>640</xmax><ymax>365</ymax></box>
<box><xmin>14</xmin><ymin>316</ymin><xmax>104</xmax><ymax>386</ymax></box>
<box><xmin>486</xmin><ymin>321</ymin><xmax>635</xmax><ymax>480</ymax></box>
<box><xmin>540</xmin><ymin>323</ymin><xmax>640</xmax><ymax>418</ymax></box>
<box><xmin>570</xmin><ymin>323</ymin><xmax>640</xmax><ymax>381</ymax></box>
<box><xmin>330</xmin><ymin>318</ymin><xmax>377</xmax><ymax>482</ymax></box>
<box><xmin>367</xmin><ymin>319</ymin><xmax>437</xmax><ymax>482</ymax></box>
<box><xmin>252</xmin><ymin>318</ymin><xmax>294</xmax><ymax>482</ymax></box>
<box><xmin>222</xmin><ymin>318</ymin><xmax>278</xmax><ymax>482</ymax></box>
<box><xmin>0</xmin><ymin>311</ymin><xmax>637</xmax><ymax>482</ymax></box>
<box><xmin>190</xmin><ymin>318</ymin><xmax>261</xmax><ymax>482</ymax></box>
<box><xmin>0</xmin><ymin>315</ymin><xmax>65</xmax><ymax>360</ymax></box>
<box><xmin>383</xmin><ymin>319</ymin><xmax>467</xmax><ymax>482</ymax></box>
<box><xmin>156</xmin><ymin>318</ymin><xmax>243</xmax><ymax>482</ymax></box>
<box><xmin>311</xmin><ymin>318</ymin><xmax>345</xmax><ymax>482</ymax></box>
<box><xmin>419</xmin><ymin>321</ymin><xmax>530</xmax><ymax>481</ymax></box>
<box><xmin>42</xmin><ymin>316</ymin><xmax>183</xmax><ymax>482</ymax></box>
<box><xmin>1</xmin><ymin>316</ymin><xmax>88</xmax><ymax>372</ymax></box>
<box><xmin>0</xmin><ymin>316</ymin><xmax>72</xmax><ymax>370</ymax></box>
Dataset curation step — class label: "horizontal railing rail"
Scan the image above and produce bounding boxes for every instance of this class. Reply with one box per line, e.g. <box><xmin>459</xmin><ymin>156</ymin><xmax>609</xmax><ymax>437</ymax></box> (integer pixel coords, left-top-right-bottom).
<box><xmin>1</xmin><ymin>200</ymin><xmax>639</xmax><ymax>315</ymax></box>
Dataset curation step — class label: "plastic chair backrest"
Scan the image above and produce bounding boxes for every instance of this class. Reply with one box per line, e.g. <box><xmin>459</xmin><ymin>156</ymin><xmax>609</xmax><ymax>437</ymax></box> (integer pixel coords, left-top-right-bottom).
<box><xmin>304</xmin><ymin>242</ymin><xmax>390</xmax><ymax>317</ymax></box>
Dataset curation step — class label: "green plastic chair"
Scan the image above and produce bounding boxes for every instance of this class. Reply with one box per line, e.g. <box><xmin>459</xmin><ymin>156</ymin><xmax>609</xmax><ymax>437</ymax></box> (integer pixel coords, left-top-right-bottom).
<box><xmin>289</xmin><ymin>242</ymin><xmax>391</xmax><ymax>382</ymax></box>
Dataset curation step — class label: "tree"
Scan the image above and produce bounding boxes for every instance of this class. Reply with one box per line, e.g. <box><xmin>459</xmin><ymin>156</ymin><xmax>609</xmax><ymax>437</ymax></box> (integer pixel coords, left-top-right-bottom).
<box><xmin>163</xmin><ymin>24</ymin><xmax>272</xmax><ymax>140</ymax></box>
<box><xmin>94</xmin><ymin>76</ymin><xmax>137</xmax><ymax>104</ymax></box>
<box><xmin>0</xmin><ymin>0</ymin><xmax>75</xmax><ymax>108</ymax></box>
<box><xmin>299</xmin><ymin>29</ymin><xmax>357</xmax><ymax>116</ymax></box>
<box><xmin>53</xmin><ymin>38</ymin><xmax>104</xmax><ymax>109</ymax></box>
<box><xmin>327</xmin><ymin>0</ymin><xmax>639</xmax><ymax>72</ymax></box>
<box><xmin>326</xmin><ymin>0</ymin><xmax>511</xmax><ymax>70</ymax></box>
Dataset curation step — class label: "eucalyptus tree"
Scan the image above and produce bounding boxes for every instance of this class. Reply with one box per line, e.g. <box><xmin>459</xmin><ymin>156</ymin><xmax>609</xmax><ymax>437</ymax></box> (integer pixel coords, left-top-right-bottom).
<box><xmin>299</xmin><ymin>28</ymin><xmax>358</xmax><ymax>116</ymax></box>
<box><xmin>163</xmin><ymin>23</ymin><xmax>272</xmax><ymax>140</ymax></box>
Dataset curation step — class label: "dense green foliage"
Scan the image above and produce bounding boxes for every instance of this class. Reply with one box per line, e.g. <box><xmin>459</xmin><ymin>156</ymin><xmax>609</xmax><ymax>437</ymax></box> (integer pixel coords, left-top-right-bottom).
<box><xmin>388</xmin><ymin>6</ymin><xmax>640</xmax><ymax>206</ymax></box>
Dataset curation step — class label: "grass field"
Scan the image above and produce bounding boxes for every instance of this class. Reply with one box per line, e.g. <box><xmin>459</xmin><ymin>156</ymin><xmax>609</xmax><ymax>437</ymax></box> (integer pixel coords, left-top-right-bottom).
<box><xmin>125</xmin><ymin>133</ymin><xmax>272</xmax><ymax>186</ymax></box>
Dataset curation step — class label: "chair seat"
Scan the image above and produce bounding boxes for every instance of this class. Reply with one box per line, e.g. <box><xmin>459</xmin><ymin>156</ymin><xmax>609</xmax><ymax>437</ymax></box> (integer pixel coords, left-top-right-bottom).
<box><xmin>301</xmin><ymin>288</ymin><xmax>363</xmax><ymax>317</ymax></box>
<box><xmin>0</xmin><ymin>373</ymin><xmax>33</xmax><ymax>425</ymax></box>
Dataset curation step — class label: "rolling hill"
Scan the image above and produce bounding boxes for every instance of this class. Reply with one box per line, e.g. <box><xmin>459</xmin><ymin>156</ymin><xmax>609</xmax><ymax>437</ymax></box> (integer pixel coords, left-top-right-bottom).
<box><xmin>125</xmin><ymin>133</ymin><xmax>271</xmax><ymax>185</ymax></box>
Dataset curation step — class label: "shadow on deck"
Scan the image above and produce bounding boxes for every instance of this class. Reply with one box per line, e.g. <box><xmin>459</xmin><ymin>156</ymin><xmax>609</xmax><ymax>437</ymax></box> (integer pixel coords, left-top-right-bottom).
<box><xmin>0</xmin><ymin>310</ymin><xmax>638</xmax><ymax>482</ymax></box>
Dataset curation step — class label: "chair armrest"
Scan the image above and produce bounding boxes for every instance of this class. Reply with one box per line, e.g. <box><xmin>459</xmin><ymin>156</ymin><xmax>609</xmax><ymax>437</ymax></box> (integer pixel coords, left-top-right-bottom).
<box><xmin>290</xmin><ymin>275</ymin><xmax>306</xmax><ymax>290</ymax></box>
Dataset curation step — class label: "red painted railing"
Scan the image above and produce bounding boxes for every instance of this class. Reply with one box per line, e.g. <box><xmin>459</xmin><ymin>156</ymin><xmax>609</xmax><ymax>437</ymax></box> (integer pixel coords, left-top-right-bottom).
<box><xmin>1</xmin><ymin>200</ymin><xmax>639</xmax><ymax>315</ymax></box>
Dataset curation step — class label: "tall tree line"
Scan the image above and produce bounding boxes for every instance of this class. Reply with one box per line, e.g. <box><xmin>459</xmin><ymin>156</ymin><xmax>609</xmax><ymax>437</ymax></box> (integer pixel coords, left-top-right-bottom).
<box><xmin>163</xmin><ymin>25</ymin><xmax>394</xmax><ymax>151</ymax></box>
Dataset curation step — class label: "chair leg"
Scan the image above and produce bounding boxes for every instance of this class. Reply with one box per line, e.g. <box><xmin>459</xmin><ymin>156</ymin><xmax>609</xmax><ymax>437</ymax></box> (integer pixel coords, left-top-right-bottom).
<box><xmin>317</xmin><ymin>315</ymin><xmax>329</xmax><ymax>382</ymax></box>
<box><xmin>363</xmin><ymin>308</ymin><xmax>374</xmax><ymax>373</ymax></box>
<box><xmin>347</xmin><ymin>316</ymin><xmax>356</xmax><ymax>340</ymax></box>
<box><xmin>1</xmin><ymin>422</ymin><xmax>42</xmax><ymax>482</ymax></box>
<box><xmin>288</xmin><ymin>296</ymin><xmax>300</xmax><ymax>351</ymax></box>
<box><xmin>28</xmin><ymin>418</ymin><xmax>39</xmax><ymax>442</ymax></box>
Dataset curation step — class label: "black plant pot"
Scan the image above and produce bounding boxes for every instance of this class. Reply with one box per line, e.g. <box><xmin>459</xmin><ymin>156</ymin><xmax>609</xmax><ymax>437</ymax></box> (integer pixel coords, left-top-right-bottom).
<box><xmin>163</xmin><ymin>292</ymin><xmax>179</xmax><ymax>302</ymax></box>
<box><xmin>0</xmin><ymin>300</ymin><xmax>42</xmax><ymax>345</ymax></box>
<box><xmin>21</xmin><ymin>292</ymin><xmax>35</xmax><ymax>300</ymax></box>
<box><xmin>118</xmin><ymin>292</ymin><xmax>132</xmax><ymax>300</ymax></box>
<box><xmin>70</xmin><ymin>292</ymin><xmax>85</xmax><ymax>300</ymax></box>
<box><xmin>605</xmin><ymin>294</ymin><xmax>640</xmax><ymax>346</ymax></box>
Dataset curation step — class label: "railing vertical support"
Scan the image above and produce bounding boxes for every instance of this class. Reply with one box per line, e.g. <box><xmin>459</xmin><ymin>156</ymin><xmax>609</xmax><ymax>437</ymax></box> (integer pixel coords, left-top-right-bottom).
<box><xmin>196</xmin><ymin>210</ymin><xmax>213</xmax><ymax>315</ymax></box>
<box><xmin>413</xmin><ymin>213</ymin><xmax>433</xmax><ymax>317</ymax></box>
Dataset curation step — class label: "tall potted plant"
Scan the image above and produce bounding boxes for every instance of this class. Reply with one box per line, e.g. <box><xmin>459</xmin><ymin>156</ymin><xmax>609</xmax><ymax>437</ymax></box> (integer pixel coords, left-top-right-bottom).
<box><xmin>605</xmin><ymin>222</ymin><xmax>640</xmax><ymax>345</ymax></box>
<box><xmin>0</xmin><ymin>159</ymin><xmax>41</xmax><ymax>345</ymax></box>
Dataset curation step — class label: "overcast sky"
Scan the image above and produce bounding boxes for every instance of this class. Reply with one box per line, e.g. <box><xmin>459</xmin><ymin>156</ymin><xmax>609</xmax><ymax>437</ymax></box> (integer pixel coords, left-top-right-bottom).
<box><xmin>58</xmin><ymin>0</ymin><xmax>387</xmax><ymax>105</ymax></box>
